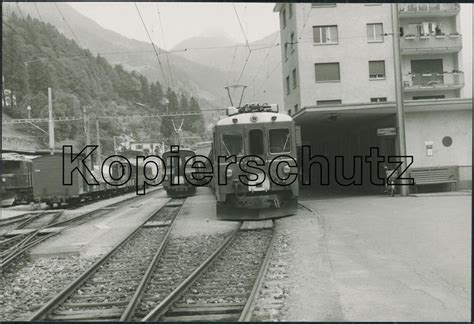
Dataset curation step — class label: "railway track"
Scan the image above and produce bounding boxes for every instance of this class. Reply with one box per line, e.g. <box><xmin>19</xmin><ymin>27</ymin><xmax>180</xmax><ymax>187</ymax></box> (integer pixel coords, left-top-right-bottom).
<box><xmin>142</xmin><ymin>222</ymin><xmax>275</xmax><ymax>321</ymax></box>
<box><xmin>29</xmin><ymin>205</ymin><xmax>276</xmax><ymax>322</ymax></box>
<box><xmin>0</xmin><ymin>212</ymin><xmax>46</xmax><ymax>227</ymax></box>
<box><xmin>0</xmin><ymin>189</ymin><xmax>164</xmax><ymax>268</ymax></box>
<box><xmin>28</xmin><ymin>199</ymin><xmax>182</xmax><ymax>321</ymax></box>
<box><xmin>1</xmin><ymin>211</ymin><xmax>63</xmax><ymax>268</ymax></box>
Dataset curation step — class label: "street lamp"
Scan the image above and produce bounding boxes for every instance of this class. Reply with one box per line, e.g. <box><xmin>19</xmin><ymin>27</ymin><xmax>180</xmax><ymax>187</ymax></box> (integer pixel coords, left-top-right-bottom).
<box><xmin>26</xmin><ymin>105</ymin><xmax>31</xmax><ymax>119</ymax></box>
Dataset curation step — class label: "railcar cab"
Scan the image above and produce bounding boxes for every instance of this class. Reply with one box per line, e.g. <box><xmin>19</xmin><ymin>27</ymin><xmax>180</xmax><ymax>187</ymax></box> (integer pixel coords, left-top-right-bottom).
<box><xmin>162</xmin><ymin>148</ymin><xmax>197</xmax><ymax>198</ymax></box>
<box><xmin>212</xmin><ymin>103</ymin><xmax>300</xmax><ymax>220</ymax></box>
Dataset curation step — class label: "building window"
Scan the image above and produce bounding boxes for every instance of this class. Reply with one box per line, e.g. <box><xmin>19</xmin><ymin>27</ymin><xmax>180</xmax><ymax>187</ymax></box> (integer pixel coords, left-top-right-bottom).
<box><xmin>136</xmin><ymin>144</ymin><xmax>143</xmax><ymax>149</ymax></box>
<box><xmin>282</xmin><ymin>8</ymin><xmax>287</xmax><ymax>29</ymax></box>
<box><xmin>313</xmin><ymin>25</ymin><xmax>338</xmax><ymax>44</ymax></box>
<box><xmin>294</xmin><ymin>104</ymin><xmax>298</xmax><ymax>113</ymax></box>
<box><xmin>292</xmin><ymin>68</ymin><xmax>297</xmax><ymax>89</ymax></box>
<box><xmin>284</xmin><ymin>42</ymin><xmax>288</xmax><ymax>60</ymax></box>
<box><xmin>288</xmin><ymin>3</ymin><xmax>293</xmax><ymax>18</ymax></box>
<box><xmin>317</xmin><ymin>100</ymin><xmax>342</xmax><ymax>106</ymax></box>
<box><xmin>369</xmin><ymin>60</ymin><xmax>385</xmax><ymax>79</ymax></box>
<box><xmin>370</xmin><ymin>97</ymin><xmax>387</xmax><ymax>102</ymax></box>
<box><xmin>315</xmin><ymin>62</ymin><xmax>340</xmax><ymax>82</ymax></box>
<box><xmin>290</xmin><ymin>32</ymin><xmax>295</xmax><ymax>51</ymax></box>
<box><xmin>312</xmin><ymin>3</ymin><xmax>336</xmax><ymax>8</ymax></box>
<box><xmin>286</xmin><ymin>76</ymin><xmax>290</xmax><ymax>95</ymax></box>
<box><xmin>367</xmin><ymin>23</ymin><xmax>384</xmax><ymax>42</ymax></box>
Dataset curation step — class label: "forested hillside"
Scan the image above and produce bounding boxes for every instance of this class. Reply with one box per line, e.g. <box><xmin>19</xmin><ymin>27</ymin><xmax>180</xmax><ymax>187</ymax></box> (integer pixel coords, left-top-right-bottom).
<box><xmin>2</xmin><ymin>13</ymin><xmax>204</xmax><ymax>153</ymax></box>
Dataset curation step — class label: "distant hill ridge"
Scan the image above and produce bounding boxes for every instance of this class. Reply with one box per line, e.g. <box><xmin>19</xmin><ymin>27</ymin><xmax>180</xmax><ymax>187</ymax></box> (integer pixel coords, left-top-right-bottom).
<box><xmin>5</xmin><ymin>2</ymin><xmax>283</xmax><ymax>109</ymax></box>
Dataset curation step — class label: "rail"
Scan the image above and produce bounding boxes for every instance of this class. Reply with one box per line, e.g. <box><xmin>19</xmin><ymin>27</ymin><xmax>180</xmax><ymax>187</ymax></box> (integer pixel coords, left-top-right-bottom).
<box><xmin>142</xmin><ymin>221</ymin><xmax>275</xmax><ymax>321</ymax></box>
<box><xmin>28</xmin><ymin>198</ymin><xmax>181</xmax><ymax>320</ymax></box>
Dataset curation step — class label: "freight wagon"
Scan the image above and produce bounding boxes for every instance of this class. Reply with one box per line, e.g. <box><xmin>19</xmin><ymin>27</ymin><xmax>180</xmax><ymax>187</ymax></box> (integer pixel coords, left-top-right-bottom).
<box><xmin>32</xmin><ymin>152</ymin><xmax>156</xmax><ymax>207</ymax></box>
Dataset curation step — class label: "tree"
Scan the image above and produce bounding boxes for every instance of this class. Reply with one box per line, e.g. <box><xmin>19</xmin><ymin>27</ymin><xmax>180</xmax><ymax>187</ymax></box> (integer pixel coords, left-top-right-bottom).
<box><xmin>149</xmin><ymin>81</ymin><xmax>164</xmax><ymax>110</ymax></box>
<box><xmin>3</xmin><ymin>28</ymin><xmax>29</xmax><ymax>102</ymax></box>
<box><xmin>179</xmin><ymin>94</ymin><xmax>189</xmax><ymax>112</ymax></box>
<box><xmin>166</xmin><ymin>87</ymin><xmax>179</xmax><ymax>113</ymax></box>
<box><xmin>3</xmin><ymin>13</ymin><xmax>202</xmax><ymax>153</ymax></box>
<box><xmin>138</xmin><ymin>75</ymin><xmax>150</xmax><ymax>106</ymax></box>
<box><xmin>189</xmin><ymin>97</ymin><xmax>204</xmax><ymax>135</ymax></box>
<box><xmin>27</xmin><ymin>59</ymin><xmax>54</xmax><ymax>94</ymax></box>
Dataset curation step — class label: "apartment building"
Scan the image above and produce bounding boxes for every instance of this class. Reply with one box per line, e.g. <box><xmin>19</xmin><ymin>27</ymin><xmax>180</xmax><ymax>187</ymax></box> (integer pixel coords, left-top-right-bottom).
<box><xmin>274</xmin><ymin>3</ymin><xmax>471</xmax><ymax>191</ymax></box>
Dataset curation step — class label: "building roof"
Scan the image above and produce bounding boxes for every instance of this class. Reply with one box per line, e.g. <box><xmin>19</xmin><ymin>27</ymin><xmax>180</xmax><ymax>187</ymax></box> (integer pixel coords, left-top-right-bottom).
<box><xmin>216</xmin><ymin>112</ymin><xmax>293</xmax><ymax>126</ymax></box>
<box><xmin>273</xmin><ymin>3</ymin><xmax>283</xmax><ymax>12</ymax></box>
<box><xmin>292</xmin><ymin>98</ymin><xmax>473</xmax><ymax>127</ymax></box>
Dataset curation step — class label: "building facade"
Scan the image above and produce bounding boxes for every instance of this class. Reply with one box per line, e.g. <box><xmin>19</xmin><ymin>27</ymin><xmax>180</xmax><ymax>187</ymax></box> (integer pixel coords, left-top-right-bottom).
<box><xmin>274</xmin><ymin>3</ymin><xmax>471</xmax><ymax>191</ymax></box>
<box><xmin>399</xmin><ymin>3</ymin><xmax>464</xmax><ymax>100</ymax></box>
<box><xmin>275</xmin><ymin>3</ymin><xmax>464</xmax><ymax>114</ymax></box>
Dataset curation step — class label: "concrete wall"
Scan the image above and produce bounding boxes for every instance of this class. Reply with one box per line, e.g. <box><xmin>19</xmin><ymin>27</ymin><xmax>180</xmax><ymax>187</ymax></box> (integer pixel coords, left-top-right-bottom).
<box><xmin>405</xmin><ymin>109</ymin><xmax>472</xmax><ymax>187</ymax></box>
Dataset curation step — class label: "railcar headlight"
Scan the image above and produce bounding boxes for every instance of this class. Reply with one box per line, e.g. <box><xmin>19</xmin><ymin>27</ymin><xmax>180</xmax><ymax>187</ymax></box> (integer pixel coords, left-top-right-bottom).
<box><xmin>226</xmin><ymin>168</ymin><xmax>233</xmax><ymax>178</ymax></box>
<box><xmin>282</xmin><ymin>165</ymin><xmax>291</xmax><ymax>174</ymax></box>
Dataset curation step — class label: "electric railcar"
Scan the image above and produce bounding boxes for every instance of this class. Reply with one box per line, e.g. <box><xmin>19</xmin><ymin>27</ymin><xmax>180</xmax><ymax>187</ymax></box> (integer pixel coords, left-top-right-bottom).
<box><xmin>210</xmin><ymin>103</ymin><xmax>301</xmax><ymax>220</ymax></box>
<box><xmin>1</xmin><ymin>153</ymin><xmax>35</xmax><ymax>206</ymax></box>
<box><xmin>32</xmin><ymin>150</ymin><xmax>157</xmax><ymax>207</ymax></box>
<box><xmin>162</xmin><ymin>148</ymin><xmax>197</xmax><ymax>198</ymax></box>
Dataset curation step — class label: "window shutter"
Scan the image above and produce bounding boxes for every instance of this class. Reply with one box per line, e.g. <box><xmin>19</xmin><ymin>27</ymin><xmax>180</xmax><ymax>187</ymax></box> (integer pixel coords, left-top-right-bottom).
<box><xmin>313</xmin><ymin>27</ymin><xmax>321</xmax><ymax>43</ymax></box>
<box><xmin>369</xmin><ymin>61</ymin><xmax>385</xmax><ymax>77</ymax></box>
<box><xmin>315</xmin><ymin>63</ymin><xmax>340</xmax><ymax>81</ymax></box>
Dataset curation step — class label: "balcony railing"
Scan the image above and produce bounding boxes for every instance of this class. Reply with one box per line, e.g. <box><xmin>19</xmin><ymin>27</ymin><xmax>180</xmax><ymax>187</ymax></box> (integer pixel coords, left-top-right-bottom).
<box><xmin>400</xmin><ymin>34</ymin><xmax>462</xmax><ymax>54</ymax></box>
<box><xmin>403</xmin><ymin>72</ymin><xmax>464</xmax><ymax>91</ymax></box>
<box><xmin>399</xmin><ymin>3</ymin><xmax>460</xmax><ymax>16</ymax></box>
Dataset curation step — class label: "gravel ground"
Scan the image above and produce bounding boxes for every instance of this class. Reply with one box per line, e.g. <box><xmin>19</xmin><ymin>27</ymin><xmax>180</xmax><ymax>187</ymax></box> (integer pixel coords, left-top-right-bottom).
<box><xmin>135</xmin><ymin>233</ymin><xmax>229</xmax><ymax>319</ymax></box>
<box><xmin>179</xmin><ymin>230</ymin><xmax>273</xmax><ymax>306</ymax></box>
<box><xmin>0</xmin><ymin>255</ymin><xmax>100</xmax><ymax>321</ymax></box>
<box><xmin>251</xmin><ymin>225</ymin><xmax>292</xmax><ymax>321</ymax></box>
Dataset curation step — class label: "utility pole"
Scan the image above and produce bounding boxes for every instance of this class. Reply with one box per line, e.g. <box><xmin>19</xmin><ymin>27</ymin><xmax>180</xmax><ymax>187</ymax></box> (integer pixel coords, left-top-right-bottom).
<box><xmin>83</xmin><ymin>106</ymin><xmax>92</xmax><ymax>170</ymax></box>
<box><xmin>95</xmin><ymin>117</ymin><xmax>101</xmax><ymax>166</ymax></box>
<box><xmin>391</xmin><ymin>3</ymin><xmax>408</xmax><ymax>197</ymax></box>
<box><xmin>48</xmin><ymin>87</ymin><xmax>55</xmax><ymax>155</ymax></box>
<box><xmin>1</xmin><ymin>75</ymin><xmax>7</xmax><ymax>109</ymax></box>
<box><xmin>113</xmin><ymin>136</ymin><xmax>117</xmax><ymax>155</ymax></box>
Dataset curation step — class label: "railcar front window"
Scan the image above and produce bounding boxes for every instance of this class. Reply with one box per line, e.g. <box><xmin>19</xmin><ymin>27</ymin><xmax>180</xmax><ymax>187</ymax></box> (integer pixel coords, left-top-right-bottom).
<box><xmin>269</xmin><ymin>129</ymin><xmax>291</xmax><ymax>153</ymax></box>
<box><xmin>221</xmin><ymin>133</ymin><xmax>243</xmax><ymax>155</ymax></box>
<box><xmin>249</xmin><ymin>129</ymin><xmax>264</xmax><ymax>155</ymax></box>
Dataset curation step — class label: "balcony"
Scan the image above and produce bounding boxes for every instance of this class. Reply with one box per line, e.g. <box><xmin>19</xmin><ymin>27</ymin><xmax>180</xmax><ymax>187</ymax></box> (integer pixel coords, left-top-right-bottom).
<box><xmin>400</xmin><ymin>34</ymin><xmax>462</xmax><ymax>55</ymax></box>
<box><xmin>399</xmin><ymin>3</ymin><xmax>460</xmax><ymax>18</ymax></box>
<box><xmin>403</xmin><ymin>72</ymin><xmax>464</xmax><ymax>92</ymax></box>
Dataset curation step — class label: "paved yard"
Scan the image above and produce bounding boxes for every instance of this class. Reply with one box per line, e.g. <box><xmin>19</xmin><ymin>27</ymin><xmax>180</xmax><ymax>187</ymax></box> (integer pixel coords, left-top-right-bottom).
<box><xmin>280</xmin><ymin>194</ymin><xmax>471</xmax><ymax>321</ymax></box>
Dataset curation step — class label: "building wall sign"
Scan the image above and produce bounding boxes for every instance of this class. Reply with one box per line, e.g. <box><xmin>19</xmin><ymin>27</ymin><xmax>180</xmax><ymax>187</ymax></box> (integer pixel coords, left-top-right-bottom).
<box><xmin>425</xmin><ymin>141</ymin><xmax>434</xmax><ymax>156</ymax></box>
<box><xmin>377</xmin><ymin>127</ymin><xmax>397</xmax><ymax>136</ymax></box>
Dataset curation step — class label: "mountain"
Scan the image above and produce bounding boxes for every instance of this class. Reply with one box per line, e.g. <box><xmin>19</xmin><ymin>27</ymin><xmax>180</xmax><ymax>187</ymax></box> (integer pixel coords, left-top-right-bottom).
<box><xmin>4</xmin><ymin>2</ymin><xmax>229</xmax><ymax>108</ymax></box>
<box><xmin>5</xmin><ymin>2</ymin><xmax>284</xmax><ymax>110</ymax></box>
<box><xmin>2</xmin><ymin>13</ymin><xmax>204</xmax><ymax>152</ymax></box>
<box><xmin>173</xmin><ymin>31</ymin><xmax>283</xmax><ymax>108</ymax></box>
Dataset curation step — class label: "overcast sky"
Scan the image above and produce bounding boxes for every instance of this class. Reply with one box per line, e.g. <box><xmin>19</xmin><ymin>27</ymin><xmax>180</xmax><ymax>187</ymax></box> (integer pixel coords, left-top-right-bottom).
<box><xmin>69</xmin><ymin>2</ymin><xmax>279</xmax><ymax>49</ymax></box>
<box><xmin>68</xmin><ymin>2</ymin><xmax>471</xmax><ymax>97</ymax></box>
